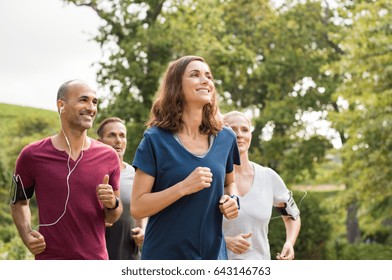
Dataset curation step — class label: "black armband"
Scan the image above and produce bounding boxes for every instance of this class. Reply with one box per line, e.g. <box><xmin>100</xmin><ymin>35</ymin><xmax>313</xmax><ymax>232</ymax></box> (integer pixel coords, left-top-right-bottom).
<box><xmin>274</xmin><ymin>192</ymin><xmax>300</xmax><ymax>220</ymax></box>
<box><xmin>10</xmin><ymin>174</ymin><xmax>34</xmax><ymax>204</ymax></box>
<box><xmin>274</xmin><ymin>205</ymin><xmax>289</xmax><ymax>215</ymax></box>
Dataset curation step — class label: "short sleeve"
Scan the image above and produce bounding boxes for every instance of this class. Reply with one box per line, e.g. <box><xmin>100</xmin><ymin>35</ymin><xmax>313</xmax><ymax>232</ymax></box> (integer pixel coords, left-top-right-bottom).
<box><xmin>14</xmin><ymin>145</ymin><xmax>35</xmax><ymax>191</ymax></box>
<box><xmin>225</xmin><ymin>128</ymin><xmax>241</xmax><ymax>174</ymax></box>
<box><xmin>267</xmin><ymin>168</ymin><xmax>291</xmax><ymax>205</ymax></box>
<box><xmin>132</xmin><ymin>130</ymin><xmax>157</xmax><ymax>178</ymax></box>
<box><xmin>109</xmin><ymin>149</ymin><xmax>121</xmax><ymax>192</ymax></box>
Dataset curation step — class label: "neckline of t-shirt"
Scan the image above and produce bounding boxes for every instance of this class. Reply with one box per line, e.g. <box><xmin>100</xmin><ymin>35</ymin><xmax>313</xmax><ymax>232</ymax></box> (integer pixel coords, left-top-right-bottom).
<box><xmin>169</xmin><ymin>130</ymin><xmax>217</xmax><ymax>161</ymax></box>
<box><xmin>173</xmin><ymin>133</ymin><xmax>215</xmax><ymax>158</ymax></box>
<box><xmin>48</xmin><ymin>136</ymin><xmax>92</xmax><ymax>162</ymax></box>
<box><xmin>238</xmin><ymin>161</ymin><xmax>257</xmax><ymax>199</ymax></box>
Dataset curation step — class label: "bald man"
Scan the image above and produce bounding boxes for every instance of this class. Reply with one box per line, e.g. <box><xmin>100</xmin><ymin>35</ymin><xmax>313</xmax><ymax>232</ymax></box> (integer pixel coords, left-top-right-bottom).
<box><xmin>10</xmin><ymin>80</ymin><xmax>122</xmax><ymax>259</ymax></box>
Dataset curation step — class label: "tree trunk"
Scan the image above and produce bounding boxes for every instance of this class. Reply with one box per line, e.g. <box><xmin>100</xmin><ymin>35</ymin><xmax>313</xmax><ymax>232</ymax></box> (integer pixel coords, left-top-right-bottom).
<box><xmin>346</xmin><ymin>202</ymin><xmax>361</xmax><ymax>243</ymax></box>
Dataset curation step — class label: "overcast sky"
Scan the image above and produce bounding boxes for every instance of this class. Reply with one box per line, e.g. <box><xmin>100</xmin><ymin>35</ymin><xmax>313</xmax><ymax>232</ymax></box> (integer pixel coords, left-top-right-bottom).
<box><xmin>0</xmin><ymin>0</ymin><xmax>102</xmax><ymax>111</ymax></box>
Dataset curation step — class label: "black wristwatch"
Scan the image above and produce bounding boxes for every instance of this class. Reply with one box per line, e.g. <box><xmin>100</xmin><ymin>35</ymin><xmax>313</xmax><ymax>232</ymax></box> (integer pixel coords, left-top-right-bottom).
<box><xmin>106</xmin><ymin>196</ymin><xmax>119</xmax><ymax>210</ymax></box>
<box><xmin>230</xmin><ymin>195</ymin><xmax>240</xmax><ymax>210</ymax></box>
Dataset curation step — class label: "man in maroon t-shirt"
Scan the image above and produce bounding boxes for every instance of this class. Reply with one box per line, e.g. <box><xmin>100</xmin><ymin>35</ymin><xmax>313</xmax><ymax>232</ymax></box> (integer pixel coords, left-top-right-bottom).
<box><xmin>10</xmin><ymin>80</ymin><xmax>122</xmax><ymax>259</ymax></box>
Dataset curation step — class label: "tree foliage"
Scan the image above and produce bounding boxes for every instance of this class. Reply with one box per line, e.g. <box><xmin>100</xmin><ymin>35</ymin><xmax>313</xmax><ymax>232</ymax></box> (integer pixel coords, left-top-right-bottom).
<box><xmin>63</xmin><ymin>0</ymin><xmax>392</xmax><ymax>244</ymax></box>
<box><xmin>64</xmin><ymin>0</ymin><xmax>343</xmax><ymax>185</ymax></box>
<box><xmin>0</xmin><ymin>0</ymin><xmax>384</xmax><ymax>260</ymax></box>
<box><xmin>327</xmin><ymin>0</ymin><xmax>392</xmax><ymax>242</ymax></box>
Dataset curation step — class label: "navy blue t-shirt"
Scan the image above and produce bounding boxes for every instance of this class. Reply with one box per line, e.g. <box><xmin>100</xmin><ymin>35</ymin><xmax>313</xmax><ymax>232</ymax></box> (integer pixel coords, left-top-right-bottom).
<box><xmin>132</xmin><ymin>126</ymin><xmax>240</xmax><ymax>260</ymax></box>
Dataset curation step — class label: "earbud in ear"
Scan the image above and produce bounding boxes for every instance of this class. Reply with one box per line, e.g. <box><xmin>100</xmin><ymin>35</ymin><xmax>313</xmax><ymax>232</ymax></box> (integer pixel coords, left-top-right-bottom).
<box><xmin>60</xmin><ymin>106</ymin><xmax>64</xmax><ymax>114</ymax></box>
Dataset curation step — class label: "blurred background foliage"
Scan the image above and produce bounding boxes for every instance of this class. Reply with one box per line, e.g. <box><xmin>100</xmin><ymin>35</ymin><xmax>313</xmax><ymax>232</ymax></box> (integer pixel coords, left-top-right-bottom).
<box><xmin>1</xmin><ymin>0</ymin><xmax>391</xmax><ymax>259</ymax></box>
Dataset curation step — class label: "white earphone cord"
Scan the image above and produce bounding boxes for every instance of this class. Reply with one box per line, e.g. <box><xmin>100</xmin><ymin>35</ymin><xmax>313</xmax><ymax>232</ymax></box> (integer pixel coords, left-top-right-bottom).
<box><xmin>238</xmin><ymin>190</ymin><xmax>308</xmax><ymax>221</ymax></box>
<box><xmin>269</xmin><ymin>190</ymin><xmax>307</xmax><ymax>220</ymax></box>
<box><xmin>37</xmin><ymin>129</ymin><xmax>85</xmax><ymax>229</ymax></box>
<box><xmin>18</xmin><ymin>115</ymin><xmax>86</xmax><ymax>231</ymax></box>
<box><xmin>37</xmin><ymin>134</ymin><xmax>84</xmax><ymax>229</ymax></box>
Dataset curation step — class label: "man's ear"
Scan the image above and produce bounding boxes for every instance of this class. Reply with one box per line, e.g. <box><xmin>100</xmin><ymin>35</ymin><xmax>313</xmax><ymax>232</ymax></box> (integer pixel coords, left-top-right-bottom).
<box><xmin>57</xmin><ymin>100</ymin><xmax>65</xmax><ymax>114</ymax></box>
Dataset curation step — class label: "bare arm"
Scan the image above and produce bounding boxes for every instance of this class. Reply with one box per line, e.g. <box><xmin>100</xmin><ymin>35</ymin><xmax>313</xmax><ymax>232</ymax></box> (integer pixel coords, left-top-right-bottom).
<box><xmin>97</xmin><ymin>175</ymin><xmax>123</xmax><ymax>224</ymax></box>
<box><xmin>223</xmin><ymin>171</ymin><xmax>237</xmax><ymax>196</ymax></box>
<box><xmin>103</xmin><ymin>189</ymin><xmax>123</xmax><ymax>224</ymax></box>
<box><xmin>225</xmin><ymin>232</ymin><xmax>252</xmax><ymax>254</ymax></box>
<box><xmin>219</xmin><ymin>171</ymin><xmax>239</xmax><ymax>219</ymax></box>
<box><xmin>131</xmin><ymin>167</ymin><xmax>213</xmax><ymax>220</ymax></box>
<box><xmin>10</xmin><ymin>200</ymin><xmax>46</xmax><ymax>255</ymax></box>
<box><xmin>283</xmin><ymin>215</ymin><xmax>301</xmax><ymax>245</ymax></box>
<box><xmin>135</xmin><ymin>217</ymin><xmax>148</xmax><ymax>229</ymax></box>
<box><xmin>132</xmin><ymin>217</ymin><xmax>148</xmax><ymax>247</ymax></box>
<box><xmin>277</xmin><ymin>215</ymin><xmax>301</xmax><ymax>260</ymax></box>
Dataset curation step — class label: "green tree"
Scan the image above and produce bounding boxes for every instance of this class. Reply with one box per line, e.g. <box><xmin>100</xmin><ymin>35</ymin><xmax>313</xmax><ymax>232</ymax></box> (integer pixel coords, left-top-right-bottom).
<box><xmin>220</xmin><ymin>0</ymin><xmax>343</xmax><ymax>185</ymax></box>
<box><xmin>327</xmin><ymin>0</ymin><xmax>392</xmax><ymax>243</ymax></box>
<box><xmin>65</xmin><ymin>0</ymin><xmax>230</xmax><ymax>161</ymax></box>
<box><xmin>64</xmin><ymin>0</ymin><xmax>392</xmax><ymax>252</ymax></box>
<box><xmin>65</xmin><ymin>0</ymin><xmax>343</xmax><ymax>185</ymax></box>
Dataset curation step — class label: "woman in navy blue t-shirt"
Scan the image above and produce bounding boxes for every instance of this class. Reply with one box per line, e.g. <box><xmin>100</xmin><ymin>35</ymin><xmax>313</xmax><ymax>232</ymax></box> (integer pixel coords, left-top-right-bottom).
<box><xmin>131</xmin><ymin>55</ymin><xmax>240</xmax><ymax>260</ymax></box>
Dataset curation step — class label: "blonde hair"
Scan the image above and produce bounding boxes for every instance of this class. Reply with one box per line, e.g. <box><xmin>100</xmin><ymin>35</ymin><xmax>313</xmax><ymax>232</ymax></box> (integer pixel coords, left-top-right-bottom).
<box><xmin>222</xmin><ymin>110</ymin><xmax>252</xmax><ymax>128</ymax></box>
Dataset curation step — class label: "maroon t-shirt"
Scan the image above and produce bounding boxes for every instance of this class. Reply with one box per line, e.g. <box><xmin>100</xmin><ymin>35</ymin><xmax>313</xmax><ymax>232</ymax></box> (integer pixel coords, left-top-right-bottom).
<box><xmin>15</xmin><ymin>137</ymin><xmax>121</xmax><ymax>259</ymax></box>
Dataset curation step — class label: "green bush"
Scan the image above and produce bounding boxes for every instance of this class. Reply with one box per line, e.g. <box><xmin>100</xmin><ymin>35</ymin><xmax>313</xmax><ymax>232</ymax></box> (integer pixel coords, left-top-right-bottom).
<box><xmin>334</xmin><ymin>242</ymin><xmax>392</xmax><ymax>260</ymax></box>
<box><xmin>0</xmin><ymin>236</ymin><xmax>33</xmax><ymax>260</ymax></box>
<box><xmin>0</xmin><ymin>103</ymin><xmax>57</xmax><ymax>260</ymax></box>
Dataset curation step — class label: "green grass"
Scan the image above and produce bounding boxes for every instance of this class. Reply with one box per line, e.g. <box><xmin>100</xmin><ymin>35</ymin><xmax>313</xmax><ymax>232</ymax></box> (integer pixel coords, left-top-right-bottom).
<box><xmin>0</xmin><ymin>103</ymin><xmax>57</xmax><ymax>126</ymax></box>
<box><xmin>0</xmin><ymin>102</ymin><xmax>59</xmax><ymax>169</ymax></box>
<box><xmin>0</xmin><ymin>103</ymin><xmax>59</xmax><ymax>259</ymax></box>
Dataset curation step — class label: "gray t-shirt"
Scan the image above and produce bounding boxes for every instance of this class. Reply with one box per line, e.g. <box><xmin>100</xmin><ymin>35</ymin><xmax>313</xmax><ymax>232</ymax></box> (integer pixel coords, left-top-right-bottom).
<box><xmin>105</xmin><ymin>162</ymin><xmax>140</xmax><ymax>259</ymax></box>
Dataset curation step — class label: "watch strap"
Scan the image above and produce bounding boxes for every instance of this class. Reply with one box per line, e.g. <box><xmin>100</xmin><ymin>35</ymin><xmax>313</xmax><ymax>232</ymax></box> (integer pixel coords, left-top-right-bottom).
<box><xmin>106</xmin><ymin>196</ymin><xmax>119</xmax><ymax>210</ymax></box>
<box><xmin>230</xmin><ymin>195</ymin><xmax>240</xmax><ymax>210</ymax></box>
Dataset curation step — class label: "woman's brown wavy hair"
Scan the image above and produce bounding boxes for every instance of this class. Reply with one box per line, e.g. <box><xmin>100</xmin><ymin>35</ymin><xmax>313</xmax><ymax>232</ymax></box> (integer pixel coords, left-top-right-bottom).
<box><xmin>146</xmin><ymin>55</ymin><xmax>222</xmax><ymax>135</ymax></box>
